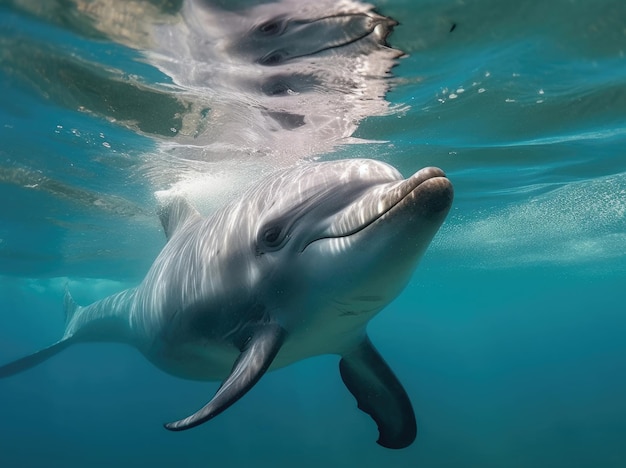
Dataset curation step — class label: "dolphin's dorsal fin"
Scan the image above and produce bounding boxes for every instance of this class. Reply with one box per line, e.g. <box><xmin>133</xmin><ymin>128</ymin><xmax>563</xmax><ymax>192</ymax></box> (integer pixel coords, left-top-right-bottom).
<box><xmin>158</xmin><ymin>196</ymin><xmax>202</xmax><ymax>241</ymax></box>
<box><xmin>64</xmin><ymin>285</ymin><xmax>78</xmax><ymax>325</ymax></box>
<box><xmin>164</xmin><ymin>322</ymin><xmax>286</xmax><ymax>431</ymax></box>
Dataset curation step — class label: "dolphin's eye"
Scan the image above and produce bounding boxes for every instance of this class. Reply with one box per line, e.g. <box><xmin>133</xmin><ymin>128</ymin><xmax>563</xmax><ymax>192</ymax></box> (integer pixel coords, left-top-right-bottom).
<box><xmin>263</xmin><ymin>226</ymin><xmax>283</xmax><ymax>248</ymax></box>
<box><xmin>258</xmin><ymin>20</ymin><xmax>283</xmax><ymax>36</ymax></box>
<box><xmin>256</xmin><ymin>224</ymin><xmax>289</xmax><ymax>255</ymax></box>
<box><xmin>259</xmin><ymin>50</ymin><xmax>286</xmax><ymax>66</ymax></box>
<box><xmin>257</xmin><ymin>220</ymin><xmax>292</xmax><ymax>255</ymax></box>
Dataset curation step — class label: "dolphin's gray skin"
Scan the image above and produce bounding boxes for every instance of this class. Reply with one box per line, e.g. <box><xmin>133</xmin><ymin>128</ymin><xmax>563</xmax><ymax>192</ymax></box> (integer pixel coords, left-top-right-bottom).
<box><xmin>0</xmin><ymin>158</ymin><xmax>453</xmax><ymax>449</ymax></box>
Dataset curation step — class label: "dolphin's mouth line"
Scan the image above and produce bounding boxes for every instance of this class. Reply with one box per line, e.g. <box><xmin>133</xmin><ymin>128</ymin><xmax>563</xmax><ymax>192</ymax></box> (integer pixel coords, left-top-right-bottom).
<box><xmin>259</xmin><ymin>14</ymin><xmax>394</xmax><ymax>66</ymax></box>
<box><xmin>300</xmin><ymin>169</ymin><xmax>448</xmax><ymax>252</ymax></box>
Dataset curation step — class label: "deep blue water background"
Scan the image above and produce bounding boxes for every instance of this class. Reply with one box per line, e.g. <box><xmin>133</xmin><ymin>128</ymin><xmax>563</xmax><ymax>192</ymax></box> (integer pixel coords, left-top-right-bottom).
<box><xmin>1</xmin><ymin>1</ymin><xmax>626</xmax><ymax>467</ymax></box>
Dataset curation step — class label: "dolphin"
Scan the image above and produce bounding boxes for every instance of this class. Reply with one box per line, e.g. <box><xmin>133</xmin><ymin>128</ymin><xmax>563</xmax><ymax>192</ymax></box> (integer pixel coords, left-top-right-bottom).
<box><xmin>0</xmin><ymin>158</ymin><xmax>453</xmax><ymax>449</ymax></box>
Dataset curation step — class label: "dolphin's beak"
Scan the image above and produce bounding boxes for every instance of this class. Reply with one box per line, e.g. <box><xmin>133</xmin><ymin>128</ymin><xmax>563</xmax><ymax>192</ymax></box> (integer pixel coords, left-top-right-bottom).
<box><xmin>317</xmin><ymin>167</ymin><xmax>453</xmax><ymax>241</ymax></box>
<box><xmin>257</xmin><ymin>13</ymin><xmax>396</xmax><ymax>66</ymax></box>
<box><xmin>386</xmin><ymin>167</ymin><xmax>453</xmax><ymax>221</ymax></box>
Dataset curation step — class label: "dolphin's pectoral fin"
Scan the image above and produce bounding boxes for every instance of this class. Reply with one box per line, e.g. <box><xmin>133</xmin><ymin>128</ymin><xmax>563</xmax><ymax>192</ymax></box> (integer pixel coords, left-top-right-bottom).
<box><xmin>0</xmin><ymin>338</ymin><xmax>73</xmax><ymax>379</ymax></box>
<box><xmin>339</xmin><ymin>336</ymin><xmax>417</xmax><ymax>449</ymax></box>
<box><xmin>164</xmin><ymin>323</ymin><xmax>286</xmax><ymax>431</ymax></box>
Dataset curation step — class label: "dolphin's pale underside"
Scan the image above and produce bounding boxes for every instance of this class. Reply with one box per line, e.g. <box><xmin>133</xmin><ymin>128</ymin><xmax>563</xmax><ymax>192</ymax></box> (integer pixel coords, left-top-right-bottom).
<box><xmin>0</xmin><ymin>159</ymin><xmax>453</xmax><ymax>449</ymax></box>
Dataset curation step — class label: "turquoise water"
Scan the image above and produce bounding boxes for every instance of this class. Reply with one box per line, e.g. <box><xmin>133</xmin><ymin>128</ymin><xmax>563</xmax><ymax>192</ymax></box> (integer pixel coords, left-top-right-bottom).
<box><xmin>1</xmin><ymin>0</ymin><xmax>626</xmax><ymax>467</ymax></box>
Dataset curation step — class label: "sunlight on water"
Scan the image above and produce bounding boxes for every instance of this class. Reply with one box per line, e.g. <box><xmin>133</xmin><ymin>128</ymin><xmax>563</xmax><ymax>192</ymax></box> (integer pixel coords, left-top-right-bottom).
<box><xmin>439</xmin><ymin>171</ymin><xmax>626</xmax><ymax>268</ymax></box>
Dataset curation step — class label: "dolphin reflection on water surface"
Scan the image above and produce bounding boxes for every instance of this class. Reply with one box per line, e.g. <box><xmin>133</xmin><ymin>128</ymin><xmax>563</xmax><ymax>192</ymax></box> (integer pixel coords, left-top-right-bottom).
<box><xmin>4</xmin><ymin>0</ymin><xmax>402</xmax><ymax>175</ymax></box>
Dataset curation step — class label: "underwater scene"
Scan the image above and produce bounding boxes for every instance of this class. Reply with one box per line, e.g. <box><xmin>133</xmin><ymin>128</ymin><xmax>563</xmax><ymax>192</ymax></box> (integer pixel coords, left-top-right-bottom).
<box><xmin>1</xmin><ymin>0</ymin><xmax>625</xmax><ymax>466</ymax></box>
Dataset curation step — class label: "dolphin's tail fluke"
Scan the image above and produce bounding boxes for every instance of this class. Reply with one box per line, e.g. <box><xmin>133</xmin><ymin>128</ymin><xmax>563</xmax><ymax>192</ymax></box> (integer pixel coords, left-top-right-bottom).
<box><xmin>1</xmin><ymin>286</ymin><xmax>135</xmax><ymax>378</ymax></box>
<box><xmin>0</xmin><ymin>287</ymin><xmax>79</xmax><ymax>379</ymax></box>
<box><xmin>0</xmin><ymin>338</ymin><xmax>73</xmax><ymax>378</ymax></box>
